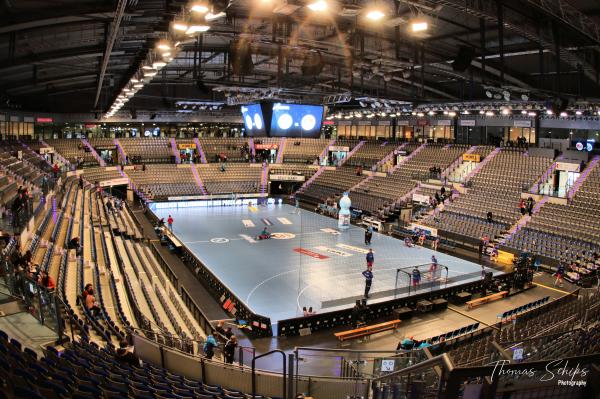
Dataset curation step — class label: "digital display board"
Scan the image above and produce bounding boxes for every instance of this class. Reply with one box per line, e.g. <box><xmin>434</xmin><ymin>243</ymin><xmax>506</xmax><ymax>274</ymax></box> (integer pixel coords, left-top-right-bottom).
<box><xmin>241</xmin><ymin>104</ymin><xmax>266</xmax><ymax>136</ymax></box>
<box><xmin>269</xmin><ymin>103</ymin><xmax>324</xmax><ymax>137</ymax></box>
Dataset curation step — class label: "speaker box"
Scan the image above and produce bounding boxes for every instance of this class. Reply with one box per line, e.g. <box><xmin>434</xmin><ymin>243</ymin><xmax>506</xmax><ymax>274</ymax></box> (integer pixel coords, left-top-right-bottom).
<box><xmin>230</xmin><ymin>41</ymin><xmax>254</xmax><ymax>76</ymax></box>
<box><xmin>452</xmin><ymin>46</ymin><xmax>475</xmax><ymax>72</ymax></box>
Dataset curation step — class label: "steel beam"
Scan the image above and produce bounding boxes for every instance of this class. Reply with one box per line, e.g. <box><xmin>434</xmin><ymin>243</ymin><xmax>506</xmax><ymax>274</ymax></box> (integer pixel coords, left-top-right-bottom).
<box><xmin>93</xmin><ymin>0</ymin><xmax>129</xmax><ymax>109</ymax></box>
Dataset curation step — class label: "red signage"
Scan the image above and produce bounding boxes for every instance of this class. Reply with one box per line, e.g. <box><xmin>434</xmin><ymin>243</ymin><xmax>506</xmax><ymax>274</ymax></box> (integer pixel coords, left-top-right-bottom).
<box><xmin>416</xmin><ymin>119</ymin><xmax>428</xmax><ymax>126</ymax></box>
<box><xmin>85</xmin><ymin>124</ymin><xmax>98</xmax><ymax>129</ymax></box>
<box><xmin>293</xmin><ymin>247</ymin><xmax>329</xmax><ymax>260</ymax></box>
<box><xmin>36</xmin><ymin>117</ymin><xmax>53</xmax><ymax>123</ymax></box>
<box><xmin>323</xmin><ymin>120</ymin><xmax>335</xmax><ymax>125</ymax></box>
<box><xmin>255</xmin><ymin>144</ymin><xmax>278</xmax><ymax>150</ymax></box>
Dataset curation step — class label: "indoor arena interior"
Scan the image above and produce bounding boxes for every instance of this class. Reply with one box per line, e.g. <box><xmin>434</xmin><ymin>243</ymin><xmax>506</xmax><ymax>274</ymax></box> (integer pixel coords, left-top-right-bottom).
<box><xmin>0</xmin><ymin>0</ymin><xmax>600</xmax><ymax>398</ymax></box>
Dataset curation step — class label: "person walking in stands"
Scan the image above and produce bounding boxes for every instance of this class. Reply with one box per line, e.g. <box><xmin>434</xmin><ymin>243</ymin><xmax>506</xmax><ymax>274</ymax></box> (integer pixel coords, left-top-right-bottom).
<box><xmin>411</xmin><ymin>266</ymin><xmax>421</xmax><ymax>289</ymax></box>
<box><xmin>203</xmin><ymin>334</ymin><xmax>218</xmax><ymax>360</ymax></box>
<box><xmin>527</xmin><ymin>197</ymin><xmax>535</xmax><ymax>216</ymax></box>
<box><xmin>52</xmin><ymin>163</ymin><xmax>59</xmax><ymax>179</ymax></box>
<box><xmin>555</xmin><ymin>263</ymin><xmax>565</xmax><ymax>287</ymax></box>
<box><xmin>223</xmin><ymin>335</ymin><xmax>238</xmax><ymax>364</ymax></box>
<box><xmin>363</xmin><ymin>265</ymin><xmax>373</xmax><ymax>299</ymax></box>
<box><xmin>366</xmin><ymin>248</ymin><xmax>374</xmax><ymax>268</ymax></box>
<box><xmin>78</xmin><ymin>174</ymin><xmax>84</xmax><ymax>189</ymax></box>
<box><xmin>167</xmin><ymin>215</ymin><xmax>174</xmax><ymax>231</ymax></box>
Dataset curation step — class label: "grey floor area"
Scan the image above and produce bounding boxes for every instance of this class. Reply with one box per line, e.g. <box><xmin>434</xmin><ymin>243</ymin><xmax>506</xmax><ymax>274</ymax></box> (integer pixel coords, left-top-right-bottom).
<box><xmin>151</xmin><ymin>203</ymin><xmax>502</xmax><ymax>324</ymax></box>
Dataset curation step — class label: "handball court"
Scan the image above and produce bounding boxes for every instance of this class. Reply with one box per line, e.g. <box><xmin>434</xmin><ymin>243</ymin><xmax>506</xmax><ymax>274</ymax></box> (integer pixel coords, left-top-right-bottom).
<box><xmin>150</xmin><ymin>203</ymin><xmax>503</xmax><ymax>324</ymax></box>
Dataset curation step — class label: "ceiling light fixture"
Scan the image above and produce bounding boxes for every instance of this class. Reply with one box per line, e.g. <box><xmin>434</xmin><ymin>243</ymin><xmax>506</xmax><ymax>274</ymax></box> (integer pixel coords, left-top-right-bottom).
<box><xmin>190</xmin><ymin>3</ymin><xmax>209</xmax><ymax>13</ymax></box>
<box><xmin>205</xmin><ymin>11</ymin><xmax>226</xmax><ymax>21</ymax></box>
<box><xmin>172</xmin><ymin>22</ymin><xmax>189</xmax><ymax>31</ymax></box>
<box><xmin>186</xmin><ymin>25</ymin><xmax>210</xmax><ymax>34</ymax></box>
<box><xmin>156</xmin><ymin>42</ymin><xmax>171</xmax><ymax>51</ymax></box>
<box><xmin>307</xmin><ymin>0</ymin><xmax>327</xmax><ymax>11</ymax></box>
<box><xmin>411</xmin><ymin>21</ymin><xmax>428</xmax><ymax>32</ymax></box>
<box><xmin>366</xmin><ymin>10</ymin><xmax>385</xmax><ymax>21</ymax></box>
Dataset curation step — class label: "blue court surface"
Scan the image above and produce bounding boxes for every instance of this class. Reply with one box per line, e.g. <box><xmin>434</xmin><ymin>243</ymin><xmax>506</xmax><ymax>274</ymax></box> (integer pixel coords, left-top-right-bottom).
<box><xmin>151</xmin><ymin>204</ymin><xmax>502</xmax><ymax>323</ymax></box>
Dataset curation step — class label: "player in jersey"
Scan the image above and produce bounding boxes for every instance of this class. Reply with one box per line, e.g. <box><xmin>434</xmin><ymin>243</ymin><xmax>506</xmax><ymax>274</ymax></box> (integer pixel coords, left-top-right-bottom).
<box><xmin>429</xmin><ymin>255</ymin><xmax>438</xmax><ymax>279</ymax></box>
<box><xmin>412</xmin><ymin>267</ymin><xmax>421</xmax><ymax>289</ymax></box>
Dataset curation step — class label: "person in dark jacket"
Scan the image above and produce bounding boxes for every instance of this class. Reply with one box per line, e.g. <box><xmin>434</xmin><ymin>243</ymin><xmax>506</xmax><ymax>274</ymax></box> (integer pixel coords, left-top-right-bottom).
<box><xmin>363</xmin><ymin>266</ymin><xmax>373</xmax><ymax>298</ymax></box>
<box><xmin>223</xmin><ymin>336</ymin><xmax>238</xmax><ymax>364</ymax></box>
<box><xmin>203</xmin><ymin>335</ymin><xmax>218</xmax><ymax>360</ymax></box>
<box><xmin>115</xmin><ymin>340</ymin><xmax>140</xmax><ymax>367</ymax></box>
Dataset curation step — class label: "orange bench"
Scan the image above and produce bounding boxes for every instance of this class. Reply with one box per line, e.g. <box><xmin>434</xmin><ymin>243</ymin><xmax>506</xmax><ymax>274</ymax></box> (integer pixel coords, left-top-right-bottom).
<box><xmin>466</xmin><ymin>291</ymin><xmax>508</xmax><ymax>310</ymax></box>
<box><xmin>334</xmin><ymin>319</ymin><xmax>401</xmax><ymax>342</ymax></box>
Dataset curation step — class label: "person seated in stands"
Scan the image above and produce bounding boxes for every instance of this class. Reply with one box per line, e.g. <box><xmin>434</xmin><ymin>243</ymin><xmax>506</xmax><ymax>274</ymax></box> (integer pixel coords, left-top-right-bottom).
<box><xmin>115</xmin><ymin>340</ymin><xmax>140</xmax><ymax>367</ymax></box>
<box><xmin>258</xmin><ymin>227</ymin><xmax>271</xmax><ymax>240</ymax></box>
<box><xmin>82</xmin><ymin>283</ymin><xmax>92</xmax><ymax>300</ymax></box>
<box><xmin>486</xmin><ymin>211</ymin><xmax>493</xmax><ymax>223</ymax></box>
<box><xmin>85</xmin><ymin>288</ymin><xmax>101</xmax><ymax>317</ymax></box>
<box><xmin>397</xmin><ymin>336</ymin><xmax>415</xmax><ymax>350</ymax></box>
<box><xmin>106</xmin><ymin>199</ymin><xmax>113</xmax><ymax>213</ymax></box>
<box><xmin>38</xmin><ymin>270</ymin><xmax>55</xmax><ymax>290</ymax></box>
<box><xmin>67</xmin><ymin>237</ymin><xmax>81</xmax><ymax>257</ymax></box>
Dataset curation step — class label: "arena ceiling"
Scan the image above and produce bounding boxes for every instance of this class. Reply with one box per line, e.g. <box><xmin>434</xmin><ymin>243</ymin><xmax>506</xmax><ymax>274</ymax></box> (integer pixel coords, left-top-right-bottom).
<box><xmin>1</xmin><ymin>0</ymin><xmax>600</xmax><ymax>114</ymax></box>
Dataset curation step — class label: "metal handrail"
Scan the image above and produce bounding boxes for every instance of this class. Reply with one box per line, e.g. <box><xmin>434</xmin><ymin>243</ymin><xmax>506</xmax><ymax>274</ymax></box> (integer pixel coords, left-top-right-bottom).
<box><xmin>252</xmin><ymin>349</ymin><xmax>286</xmax><ymax>399</ymax></box>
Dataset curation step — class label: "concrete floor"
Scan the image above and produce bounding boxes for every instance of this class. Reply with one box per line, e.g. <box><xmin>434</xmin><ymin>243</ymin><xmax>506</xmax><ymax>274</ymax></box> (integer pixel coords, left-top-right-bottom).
<box><xmin>0</xmin><ymin>312</ymin><xmax>58</xmax><ymax>356</ymax></box>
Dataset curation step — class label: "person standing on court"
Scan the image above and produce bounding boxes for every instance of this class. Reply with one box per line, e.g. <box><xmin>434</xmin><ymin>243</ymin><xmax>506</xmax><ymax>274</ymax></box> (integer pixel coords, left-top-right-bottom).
<box><xmin>167</xmin><ymin>214</ymin><xmax>174</xmax><ymax>231</ymax></box>
<box><xmin>365</xmin><ymin>226</ymin><xmax>373</xmax><ymax>245</ymax></box>
<box><xmin>363</xmin><ymin>266</ymin><xmax>373</xmax><ymax>298</ymax></box>
<box><xmin>366</xmin><ymin>248</ymin><xmax>374</xmax><ymax>267</ymax></box>
<box><xmin>411</xmin><ymin>266</ymin><xmax>421</xmax><ymax>289</ymax></box>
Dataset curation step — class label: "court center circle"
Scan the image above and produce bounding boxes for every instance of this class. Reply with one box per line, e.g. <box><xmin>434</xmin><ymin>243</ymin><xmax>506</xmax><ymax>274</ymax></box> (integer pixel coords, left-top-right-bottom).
<box><xmin>271</xmin><ymin>232</ymin><xmax>295</xmax><ymax>240</ymax></box>
<box><xmin>210</xmin><ymin>237</ymin><xmax>230</xmax><ymax>244</ymax></box>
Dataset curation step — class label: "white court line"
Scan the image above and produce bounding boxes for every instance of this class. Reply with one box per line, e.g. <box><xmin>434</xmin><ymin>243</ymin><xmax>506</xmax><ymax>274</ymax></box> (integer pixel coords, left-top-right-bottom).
<box><xmin>245</xmin><ymin>269</ymin><xmax>298</xmax><ymax>306</ymax></box>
